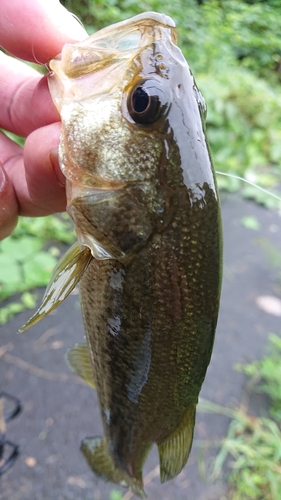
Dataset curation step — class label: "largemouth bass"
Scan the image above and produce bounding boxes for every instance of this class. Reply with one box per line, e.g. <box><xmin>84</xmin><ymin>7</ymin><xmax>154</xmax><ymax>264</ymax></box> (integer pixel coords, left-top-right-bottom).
<box><xmin>21</xmin><ymin>11</ymin><xmax>222</xmax><ymax>498</ymax></box>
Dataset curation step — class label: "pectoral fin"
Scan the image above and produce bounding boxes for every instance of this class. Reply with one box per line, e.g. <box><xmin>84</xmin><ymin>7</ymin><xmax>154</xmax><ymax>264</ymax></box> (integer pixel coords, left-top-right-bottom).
<box><xmin>19</xmin><ymin>242</ymin><xmax>92</xmax><ymax>332</ymax></box>
<box><xmin>157</xmin><ymin>404</ymin><xmax>196</xmax><ymax>483</ymax></box>
<box><xmin>66</xmin><ymin>344</ymin><xmax>95</xmax><ymax>388</ymax></box>
<box><xmin>81</xmin><ymin>436</ymin><xmax>146</xmax><ymax>499</ymax></box>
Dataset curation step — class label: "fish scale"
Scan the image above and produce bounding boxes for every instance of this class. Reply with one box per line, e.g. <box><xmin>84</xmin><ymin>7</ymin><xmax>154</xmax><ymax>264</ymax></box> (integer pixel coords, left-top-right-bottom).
<box><xmin>77</xmin><ymin>184</ymin><xmax>220</xmax><ymax>492</ymax></box>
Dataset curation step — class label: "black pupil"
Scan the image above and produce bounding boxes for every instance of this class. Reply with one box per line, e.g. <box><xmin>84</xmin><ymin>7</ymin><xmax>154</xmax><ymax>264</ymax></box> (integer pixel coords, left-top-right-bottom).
<box><xmin>132</xmin><ymin>87</ymin><xmax>149</xmax><ymax>113</ymax></box>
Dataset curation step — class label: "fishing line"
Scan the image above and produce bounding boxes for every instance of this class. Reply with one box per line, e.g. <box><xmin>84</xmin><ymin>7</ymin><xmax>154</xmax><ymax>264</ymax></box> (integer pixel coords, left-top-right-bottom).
<box><xmin>215</xmin><ymin>171</ymin><xmax>281</xmax><ymax>203</ymax></box>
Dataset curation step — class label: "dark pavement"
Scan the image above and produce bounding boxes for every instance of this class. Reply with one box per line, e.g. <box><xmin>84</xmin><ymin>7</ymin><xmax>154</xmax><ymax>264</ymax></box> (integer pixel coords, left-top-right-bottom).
<box><xmin>1</xmin><ymin>194</ymin><xmax>281</xmax><ymax>500</ymax></box>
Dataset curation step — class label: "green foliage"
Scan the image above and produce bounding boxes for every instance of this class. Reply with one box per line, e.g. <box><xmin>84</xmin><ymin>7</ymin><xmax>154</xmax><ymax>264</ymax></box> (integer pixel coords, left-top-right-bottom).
<box><xmin>0</xmin><ymin>214</ymin><xmax>76</xmax><ymax>322</ymax></box>
<box><xmin>218</xmin><ymin>412</ymin><xmax>281</xmax><ymax>500</ymax></box>
<box><xmin>241</xmin><ymin>216</ymin><xmax>260</xmax><ymax>231</ymax></box>
<box><xmin>237</xmin><ymin>333</ymin><xmax>281</xmax><ymax>420</ymax></box>
<box><xmin>0</xmin><ymin>235</ymin><xmax>56</xmax><ymax>300</ymax></box>
<box><xmin>199</xmin><ymin>333</ymin><xmax>281</xmax><ymax>500</ymax></box>
<box><xmin>1</xmin><ymin>129</ymin><xmax>25</xmax><ymax>147</ymax></box>
<box><xmin>109</xmin><ymin>489</ymin><xmax>123</xmax><ymax>500</ymax></box>
<box><xmin>63</xmin><ymin>0</ymin><xmax>202</xmax><ymax>37</ymax></box>
<box><xmin>0</xmin><ymin>293</ymin><xmax>37</xmax><ymax>325</ymax></box>
<box><xmin>14</xmin><ymin>213</ymin><xmax>76</xmax><ymax>245</ymax></box>
<box><xmin>214</xmin><ymin>1</ymin><xmax>281</xmax><ymax>81</ymax></box>
<box><xmin>189</xmin><ymin>1</ymin><xmax>281</xmax><ymax>83</ymax></box>
<box><xmin>198</xmin><ymin>69</ymin><xmax>281</xmax><ymax>175</ymax></box>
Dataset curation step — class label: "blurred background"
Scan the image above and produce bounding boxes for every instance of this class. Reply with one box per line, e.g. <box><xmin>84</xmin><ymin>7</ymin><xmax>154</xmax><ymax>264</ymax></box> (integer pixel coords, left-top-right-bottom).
<box><xmin>1</xmin><ymin>1</ymin><xmax>281</xmax><ymax>499</ymax></box>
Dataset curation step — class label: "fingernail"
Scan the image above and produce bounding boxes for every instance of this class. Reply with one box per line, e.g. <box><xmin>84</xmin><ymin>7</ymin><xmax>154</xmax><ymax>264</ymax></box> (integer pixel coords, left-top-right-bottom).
<box><xmin>0</xmin><ymin>165</ymin><xmax>7</xmax><ymax>192</ymax></box>
<box><xmin>49</xmin><ymin>148</ymin><xmax>66</xmax><ymax>187</ymax></box>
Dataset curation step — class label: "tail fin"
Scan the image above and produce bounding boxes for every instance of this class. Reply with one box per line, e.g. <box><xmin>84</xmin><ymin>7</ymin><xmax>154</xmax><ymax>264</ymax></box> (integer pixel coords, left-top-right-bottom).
<box><xmin>81</xmin><ymin>436</ymin><xmax>147</xmax><ymax>498</ymax></box>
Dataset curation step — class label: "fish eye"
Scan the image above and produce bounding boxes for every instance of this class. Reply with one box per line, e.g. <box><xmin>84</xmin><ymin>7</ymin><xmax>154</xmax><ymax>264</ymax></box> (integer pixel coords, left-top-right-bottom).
<box><xmin>127</xmin><ymin>79</ymin><xmax>170</xmax><ymax>125</ymax></box>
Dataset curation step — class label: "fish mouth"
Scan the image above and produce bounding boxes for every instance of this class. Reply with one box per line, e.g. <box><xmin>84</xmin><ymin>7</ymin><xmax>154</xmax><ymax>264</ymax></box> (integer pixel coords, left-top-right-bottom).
<box><xmin>79</xmin><ymin>12</ymin><xmax>177</xmax><ymax>60</ymax></box>
<box><xmin>48</xmin><ymin>12</ymin><xmax>178</xmax><ymax>112</ymax></box>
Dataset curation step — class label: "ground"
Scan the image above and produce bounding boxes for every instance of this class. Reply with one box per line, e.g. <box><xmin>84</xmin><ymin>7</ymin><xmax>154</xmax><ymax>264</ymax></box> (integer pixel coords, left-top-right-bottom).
<box><xmin>1</xmin><ymin>194</ymin><xmax>281</xmax><ymax>500</ymax></box>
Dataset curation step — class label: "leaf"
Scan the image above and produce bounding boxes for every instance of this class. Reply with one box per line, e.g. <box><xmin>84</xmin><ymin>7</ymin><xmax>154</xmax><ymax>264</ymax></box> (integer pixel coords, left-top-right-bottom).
<box><xmin>0</xmin><ymin>302</ymin><xmax>26</xmax><ymax>325</ymax></box>
<box><xmin>21</xmin><ymin>292</ymin><xmax>37</xmax><ymax>309</ymax></box>
<box><xmin>0</xmin><ymin>254</ymin><xmax>21</xmax><ymax>286</ymax></box>
<box><xmin>22</xmin><ymin>252</ymin><xmax>57</xmax><ymax>289</ymax></box>
<box><xmin>241</xmin><ymin>216</ymin><xmax>261</xmax><ymax>231</ymax></box>
<box><xmin>0</xmin><ymin>293</ymin><xmax>36</xmax><ymax>325</ymax></box>
<box><xmin>0</xmin><ymin>236</ymin><xmax>41</xmax><ymax>260</ymax></box>
<box><xmin>109</xmin><ymin>490</ymin><xmax>123</xmax><ymax>500</ymax></box>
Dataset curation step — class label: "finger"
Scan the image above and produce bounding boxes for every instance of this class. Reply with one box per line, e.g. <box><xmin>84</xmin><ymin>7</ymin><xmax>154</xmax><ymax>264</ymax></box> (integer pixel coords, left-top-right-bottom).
<box><xmin>24</xmin><ymin>123</ymin><xmax>67</xmax><ymax>215</ymax></box>
<box><xmin>0</xmin><ymin>164</ymin><xmax>19</xmax><ymax>240</ymax></box>
<box><xmin>0</xmin><ymin>0</ymin><xmax>87</xmax><ymax>63</ymax></box>
<box><xmin>1</xmin><ymin>123</ymin><xmax>66</xmax><ymax>219</ymax></box>
<box><xmin>0</xmin><ymin>52</ymin><xmax>59</xmax><ymax>137</ymax></box>
<box><xmin>0</xmin><ymin>133</ymin><xmax>22</xmax><ymax>239</ymax></box>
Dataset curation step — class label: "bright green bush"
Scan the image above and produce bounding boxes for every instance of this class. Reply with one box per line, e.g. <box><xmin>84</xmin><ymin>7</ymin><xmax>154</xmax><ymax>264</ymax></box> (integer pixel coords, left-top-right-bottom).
<box><xmin>198</xmin><ymin>68</ymin><xmax>281</xmax><ymax>174</ymax></box>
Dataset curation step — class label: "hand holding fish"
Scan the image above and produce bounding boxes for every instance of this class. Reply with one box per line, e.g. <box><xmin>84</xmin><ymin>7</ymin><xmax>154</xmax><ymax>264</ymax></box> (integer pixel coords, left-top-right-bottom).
<box><xmin>0</xmin><ymin>0</ymin><xmax>87</xmax><ymax>240</ymax></box>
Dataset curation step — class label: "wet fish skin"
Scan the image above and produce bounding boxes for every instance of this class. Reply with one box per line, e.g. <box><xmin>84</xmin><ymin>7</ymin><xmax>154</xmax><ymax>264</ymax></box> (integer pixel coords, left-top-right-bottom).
<box><xmin>64</xmin><ymin>12</ymin><xmax>222</xmax><ymax>494</ymax></box>
<box><xmin>78</xmin><ymin>179</ymin><xmax>221</xmax><ymax>488</ymax></box>
<box><xmin>21</xmin><ymin>11</ymin><xmax>222</xmax><ymax>498</ymax></box>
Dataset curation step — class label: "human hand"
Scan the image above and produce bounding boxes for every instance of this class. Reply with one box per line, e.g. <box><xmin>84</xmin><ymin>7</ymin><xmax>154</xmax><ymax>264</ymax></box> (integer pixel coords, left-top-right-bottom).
<box><xmin>0</xmin><ymin>0</ymin><xmax>87</xmax><ymax>240</ymax></box>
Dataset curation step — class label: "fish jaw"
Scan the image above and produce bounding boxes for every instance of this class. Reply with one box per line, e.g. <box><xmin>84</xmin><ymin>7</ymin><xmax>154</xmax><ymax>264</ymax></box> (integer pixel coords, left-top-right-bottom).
<box><xmin>48</xmin><ymin>12</ymin><xmax>177</xmax><ymax>114</ymax></box>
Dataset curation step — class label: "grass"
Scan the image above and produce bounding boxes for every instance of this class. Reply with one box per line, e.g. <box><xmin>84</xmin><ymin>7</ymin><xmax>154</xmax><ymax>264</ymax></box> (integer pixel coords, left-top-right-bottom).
<box><xmin>198</xmin><ymin>333</ymin><xmax>281</xmax><ymax>500</ymax></box>
<box><xmin>236</xmin><ymin>334</ymin><xmax>281</xmax><ymax>421</ymax></box>
<box><xmin>109</xmin><ymin>490</ymin><xmax>123</xmax><ymax>500</ymax></box>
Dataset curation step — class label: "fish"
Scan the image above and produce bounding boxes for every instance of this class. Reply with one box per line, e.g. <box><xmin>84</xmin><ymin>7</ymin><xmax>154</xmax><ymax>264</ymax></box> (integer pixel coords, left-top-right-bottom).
<box><xmin>20</xmin><ymin>11</ymin><xmax>222</xmax><ymax>498</ymax></box>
